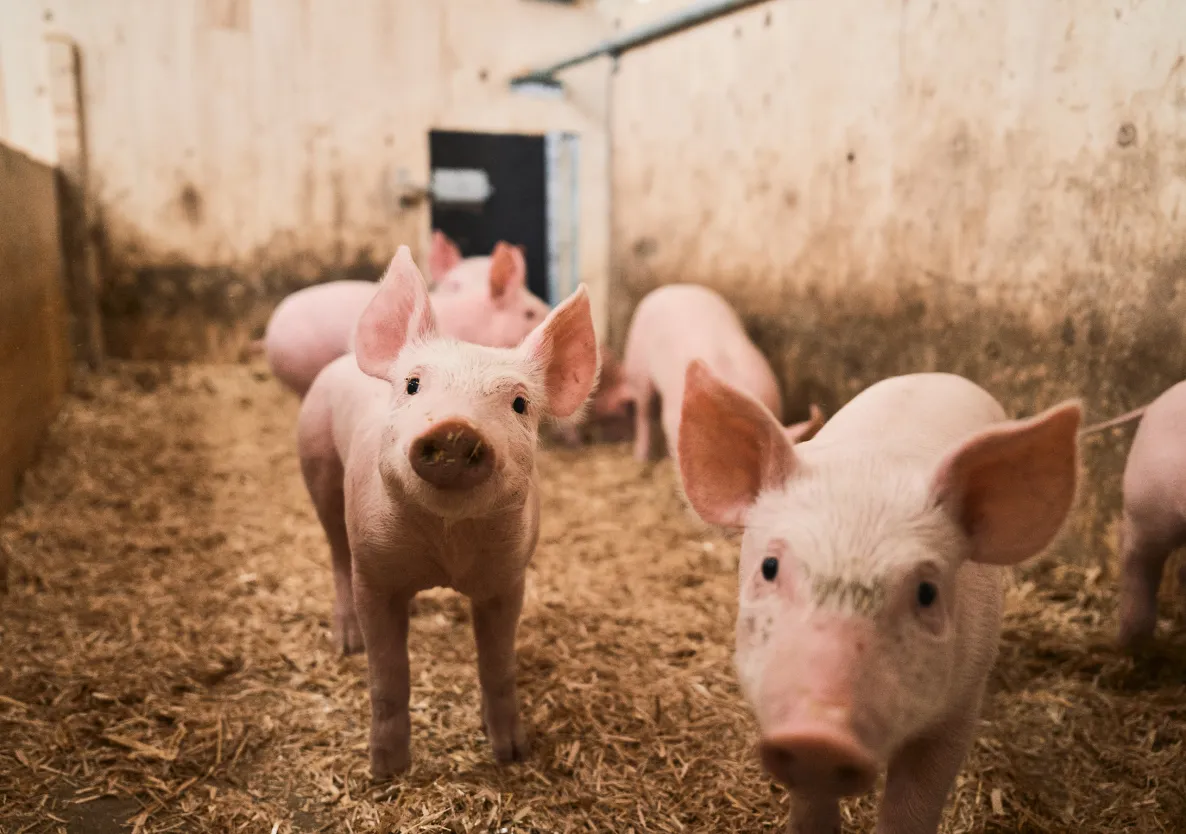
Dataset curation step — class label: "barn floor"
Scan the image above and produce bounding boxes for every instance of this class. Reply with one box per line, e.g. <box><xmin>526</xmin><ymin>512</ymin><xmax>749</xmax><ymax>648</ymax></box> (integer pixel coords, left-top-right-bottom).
<box><xmin>1</xmin><ymin>360</ymin><xmax>1184</xmax><ymax>834</ymax></box>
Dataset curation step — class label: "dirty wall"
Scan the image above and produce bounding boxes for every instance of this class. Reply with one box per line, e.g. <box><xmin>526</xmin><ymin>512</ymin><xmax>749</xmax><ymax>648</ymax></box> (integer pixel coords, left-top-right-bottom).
<box><xmin>0</xmin><ymin>142</ymin><xmax>71</xmax><ymax>515</ymax></box>
<box><xmin>608</xmin><ymin>0</ymin><xmax>1186</xmax><ymax>569</ymax></box>
<box><xmin>34</xmin><ymin>0</ymin><xmax>610</xmax><ymax>360</ymax></box>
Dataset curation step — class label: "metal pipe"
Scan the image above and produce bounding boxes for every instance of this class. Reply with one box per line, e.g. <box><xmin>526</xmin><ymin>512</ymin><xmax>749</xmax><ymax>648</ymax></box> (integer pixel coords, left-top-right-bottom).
<box><xmin>510</xmin><ymin>0</ymin><xmax>776</xmax><ymax>89</ymax></box>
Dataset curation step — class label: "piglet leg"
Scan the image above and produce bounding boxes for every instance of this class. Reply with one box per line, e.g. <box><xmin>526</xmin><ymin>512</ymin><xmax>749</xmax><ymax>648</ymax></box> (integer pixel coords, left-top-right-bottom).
<box><xmin>1117</xmin><ymin>512</ymin><xmax>1178</xmax><ymax>648</ymax></box>
<box><xmin>472</xmin><ymin>583</ymin><xmax>529</xmax><ymax>763</ymax></box>
<box><xmin>875</xmin><ymin>709</ymin><xmax>978</xmax><ymax>834</ymax></box>
<box><xmin>301</xmin><ymin>454</ymin><xmax>364</xmax><ymax>654</ymax></box>
<box><xmin>330</xmin><ymin>538</ymin><xmax>364</xmax><ymax>654</ymax></box>
<box><xmin>787</xmin><ymin>796</ymin><xmax>842</xmax><ymax>834</ymax></box>
<box><xmin>356</xmin><ymin>582</ymin><xmax>413</xmax><ymax>780</ymax></box>
<box><xmin>632</xmin><ymin>379</ymin><xmax>658</xmax><ymax>463</ymax></box>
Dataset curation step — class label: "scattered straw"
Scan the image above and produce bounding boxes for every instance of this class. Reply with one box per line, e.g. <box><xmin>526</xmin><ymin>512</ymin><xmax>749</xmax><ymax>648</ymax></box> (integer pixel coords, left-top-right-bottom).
<box><xmin>1</xmin><ymin>360</ymin><xmax>1183</xmax><ymax>833</ymax></box>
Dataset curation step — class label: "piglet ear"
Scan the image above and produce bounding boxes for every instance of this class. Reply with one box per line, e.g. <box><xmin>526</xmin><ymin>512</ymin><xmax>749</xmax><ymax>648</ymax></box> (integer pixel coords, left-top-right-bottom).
<box><xmin>520</xmin><ymin>283</ymin><xmax>599</xmax><ymax>419</ymax></box>
<box><xmin>489</xmin><ymin>242</ymin><xmax>527</xmax><ymax>303</ymax></box>
<box><xmin>929</xmin><ymin>400</ymin><xmax>1082</xmax><ymax>566</ymax></box>
<box><xmin>678</xmin><ymin>361</ymin><xmax>797</xmax><ymax>528</ymax></box>
<box><xmin>354</xmin><ymin>246</ymin><xmax>437</xmax><ymax>380</ymax></box>
<box><xmin>427</xmin><ymin>230</ymin><xmax>462</xmax><ymax>286</ymax></box>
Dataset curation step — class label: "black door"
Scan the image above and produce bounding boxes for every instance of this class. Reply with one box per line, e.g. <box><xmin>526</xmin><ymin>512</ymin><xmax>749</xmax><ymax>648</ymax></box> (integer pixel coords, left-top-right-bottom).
<box><xmin>428</xmin><ymin>130</ymin><xmax>550</xmax><ymax>303</ymax></box>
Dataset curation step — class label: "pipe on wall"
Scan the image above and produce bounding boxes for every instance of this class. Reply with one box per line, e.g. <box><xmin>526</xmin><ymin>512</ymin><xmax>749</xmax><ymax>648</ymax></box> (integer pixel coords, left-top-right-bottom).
<box><xmin>510</xmin><ymin>0</ymin><xmax>777</xmax><ymax>90</ymax></box>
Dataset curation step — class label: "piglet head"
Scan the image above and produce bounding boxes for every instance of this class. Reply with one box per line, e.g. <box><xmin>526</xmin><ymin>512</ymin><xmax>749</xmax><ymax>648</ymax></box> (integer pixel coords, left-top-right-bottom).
<box><xmin>355</xmin><ymin>246</ymin><xmax>599</xmax><ymax>519</ymax></box>
<box><xmin>431</xmin><ymin>241</ymin><xmax>552</xmax><ymax>349</ymax></box>
<box><xmin>678</xmin><ymin>361</ymin><xmax>1081</xmax><ymax>798</ymax></box>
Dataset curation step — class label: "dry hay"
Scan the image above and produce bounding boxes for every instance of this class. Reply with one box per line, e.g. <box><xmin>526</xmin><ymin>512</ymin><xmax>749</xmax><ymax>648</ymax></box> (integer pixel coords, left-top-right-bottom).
<box><xmin>1</xmin><ymin>360</ymin><xmax>1184</xmax><ymax>834</ymax></box>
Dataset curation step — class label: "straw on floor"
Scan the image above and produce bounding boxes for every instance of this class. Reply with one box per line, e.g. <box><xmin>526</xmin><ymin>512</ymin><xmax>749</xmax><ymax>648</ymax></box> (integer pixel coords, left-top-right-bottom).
<box><xmin>1</xmin><ymin>361</ymin><xmax>1183</xmax><ymax>833</ymax></box>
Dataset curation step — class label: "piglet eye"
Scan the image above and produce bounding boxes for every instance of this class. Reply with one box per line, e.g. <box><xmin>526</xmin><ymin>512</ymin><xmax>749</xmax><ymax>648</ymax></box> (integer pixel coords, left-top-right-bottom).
<box><xmin>761</xmin><ymin>557</ymin><xmax>779</xmax><ymax>582</ymax></box>
<box><xmin>406</xmin><ymin>377</ymin><xmax>420</xmax><ymax>395</ymax></box>
<box><xmin>917</xmin><ymin>581</ymin><xmax>938</xmax><ymax>608</ymax></box>
<box><xmin>512</xmin><ymin>396</ymin><xmax>528</xmax><ymax>414</ymax></box>
<box><xmin>525</xmin><ymin>310</ymin><xmax>536</xmax><ymax>320</ymax></box>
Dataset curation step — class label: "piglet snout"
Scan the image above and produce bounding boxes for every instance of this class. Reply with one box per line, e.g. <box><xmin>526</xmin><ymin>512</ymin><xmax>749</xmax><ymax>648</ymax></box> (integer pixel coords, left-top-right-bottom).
<box><xmin>409</xmin><ymin>420</ymin><xmax>494</xmax><ymax>490</ymax></box>
<box><xmin>759</xmin><ymin>725</ymin><xmax>877</xmax><ymax>797</ymax></box>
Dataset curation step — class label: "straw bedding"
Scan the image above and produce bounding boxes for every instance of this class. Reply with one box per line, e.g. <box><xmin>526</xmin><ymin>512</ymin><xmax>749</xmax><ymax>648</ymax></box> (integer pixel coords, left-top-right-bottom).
<box><xmin>1</xmin><ymin>360</ymin><xmax>1183</xmax><ymax>833</ymax></box>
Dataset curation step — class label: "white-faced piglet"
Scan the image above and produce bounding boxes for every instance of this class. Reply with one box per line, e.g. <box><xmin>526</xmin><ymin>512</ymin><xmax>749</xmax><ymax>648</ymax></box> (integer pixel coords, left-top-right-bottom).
<box><xmin>265</xmin><ymin>235</ymin><xmax>549</xmax><ymax>397</ymax></box>
<box><xmin>297</xmin><ymin>247</ymin><xmax>598</xmax><ymax>778</ymax></box>
<box><xmin>677</xmin><ymin>364</ymin><xmax>1081</xmax><ymax>834</ymax></box>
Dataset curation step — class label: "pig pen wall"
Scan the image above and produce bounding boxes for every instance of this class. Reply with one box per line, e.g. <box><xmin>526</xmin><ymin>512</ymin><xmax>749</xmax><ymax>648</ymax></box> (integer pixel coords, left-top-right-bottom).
<box><xmin>33</xmin><ymin>0</ymin><xmax>612</xmax><ymax>360</ymax></box>
<box><xmin>0</xmin><ymin>142</ymin><xmax>72</xmax><ymax>516</ymax></box>
<box><xmin>606</xmin><ymin>0</ymin><xmax>1186</xmax><ymax>570</ymax></box>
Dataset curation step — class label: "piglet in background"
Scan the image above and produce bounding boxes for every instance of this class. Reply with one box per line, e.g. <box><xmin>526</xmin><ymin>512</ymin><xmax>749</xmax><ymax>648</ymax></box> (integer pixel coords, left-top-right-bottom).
<box><xmin>677</xmin><ymin>365</ymin><xmax>1080</xmax><ymax>834</ymax></box>
<box><xmin>427</xmin><ymin>241</ymin><xmax>551</xmax><ymax>348</ymax></box>
<box><xmin>546</xmin><ymin>344</ymin><xmax>636</xmax><ymax>446</ymax></box>
<box><xmin>1093</xmin><ymin>380</ymin><xmax>1186</xmax><ymax>648</ymax></box>
<box><xmin>297</xmin><ymin>247</ymin><xmax>598</xmax><ymax>778</ymax></box>
<box><xmin>262</xmin><ymin>234</ymin><xmax>549</xmax><ymax>397</ymax></box>
<box><xmin>615</xmin><ymin>283</ymin><xmax>823</xmax><ymax>463</ymax></box>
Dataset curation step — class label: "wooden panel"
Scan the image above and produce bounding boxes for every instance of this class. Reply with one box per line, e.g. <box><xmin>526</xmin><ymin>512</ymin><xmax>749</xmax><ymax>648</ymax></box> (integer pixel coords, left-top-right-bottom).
<box><xmin>0</xmin><ymin>141</ymin><xmax>71</xmax><ymax>516</ymax></box>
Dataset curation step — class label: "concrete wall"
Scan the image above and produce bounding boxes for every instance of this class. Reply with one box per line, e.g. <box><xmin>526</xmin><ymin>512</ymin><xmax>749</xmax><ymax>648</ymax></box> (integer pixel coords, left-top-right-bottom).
<box><xmin>37</xmin><ymin>0</ymin><xmax>611</xmax><ymax>359</ymax></box>
<box><xmin>0</xmin><ymin>0</ymin><xmax>58</xmax><ymax>165</ymax></box>
<box><xmin>609</xmin><ymin>0</ymin><xmax>1186</xmax><ymax>568</ymax></box>
<box><xmin>0</xmin><ymin>141</ymin><xmax>72</xmax><ymax>516</ymax></box>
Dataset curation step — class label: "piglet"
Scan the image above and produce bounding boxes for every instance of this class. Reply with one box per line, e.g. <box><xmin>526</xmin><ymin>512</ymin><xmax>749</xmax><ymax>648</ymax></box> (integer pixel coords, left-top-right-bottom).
<box><xmin>429</xmin><ymin>241</ymin><xmax>551</xmax><ymax>347</ymax></box>
<box><xmin>297</xmin><ymin>247</ymin><xmax>598</xmax><ymax>778</ymax></box>
<box><xmin>677</xmin><ymin>364</ymin><xmax>1080</xmax><ymax>834</ymax></box>
<box><xmin>264</xmin><ymin>237</ymin><xmax>549</xmax><ymax>397</ymax></box>
<box><xmin>617</xmin><ymin>284</ymin><xmax>797</xmax><ymax>462</ymax></box>
<box><xmin>1114</xmin><ymin>380</ymin><xmax>1186</xmax><ymax>648</ymax></box>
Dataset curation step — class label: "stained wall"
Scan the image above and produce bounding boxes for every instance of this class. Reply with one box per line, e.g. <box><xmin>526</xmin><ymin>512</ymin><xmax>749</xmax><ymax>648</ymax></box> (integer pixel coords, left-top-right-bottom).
<box><xmin>39</xmin><ymin>0</ymin><xmax>612</xmax><ymax>359</ymax></box>
<box><xmin>608</xmin><ymin>0</ymin><xmax>1186</xmax><ymax>567</ymax></box>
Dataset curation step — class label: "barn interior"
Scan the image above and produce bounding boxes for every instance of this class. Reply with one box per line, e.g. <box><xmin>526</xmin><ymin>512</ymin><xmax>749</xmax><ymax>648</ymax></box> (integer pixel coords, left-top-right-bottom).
<box><xmin>1</xmin><ymin>1</ymin><xmax>1184</xmax><ymax>832</ymax></box>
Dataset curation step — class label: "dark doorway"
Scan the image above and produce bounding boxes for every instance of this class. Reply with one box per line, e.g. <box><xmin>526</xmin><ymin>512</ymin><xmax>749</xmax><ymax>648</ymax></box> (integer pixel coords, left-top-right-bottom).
<box><xmin>429</xmin><ymin>130</ymin><xmax>550</xmax><ymax>303</ymax></box>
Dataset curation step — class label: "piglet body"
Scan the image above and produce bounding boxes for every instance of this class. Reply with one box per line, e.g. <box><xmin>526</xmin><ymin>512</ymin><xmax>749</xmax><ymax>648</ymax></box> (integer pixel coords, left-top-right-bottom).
<box><xmin>678</xmin><ymin>369</ymin><xmax>1081</xmax><ymax>834</ymax></box>
<box><xmin>297</xmin><ymin>247</ymin><xmax>598</xmax><ymax>778</ymax></box>
<box><xmin>266</xmin><ymin>236</ymin><xmax>549</xmax><ymax>397</ymax></box>
<box><xmin>1116</xmin><ymin>380</ymin><xmax>1186</xmax><ymax>647</ymax></box>
<box><xmin>616</xmin><ymin>284</ymin><xmax>787</xmax><ymax>462</ymax></box>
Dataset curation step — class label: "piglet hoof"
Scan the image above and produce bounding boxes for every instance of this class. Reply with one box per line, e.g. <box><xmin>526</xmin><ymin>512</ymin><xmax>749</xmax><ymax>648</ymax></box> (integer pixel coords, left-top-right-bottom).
<box><xmin>1117</xmin><ymin>583</ymin><xmax>1160</xmax><ymax>651</ymax></box>
<box><xmin>490</xmin><ymin>726</ymin><xmax>529</xmax><ymax>764</ymax></box>
<box><xmin>1117</xmin><ymin>613</ymin><xmax>1157</xmax><ymax>652</ymax></box>
<box><xmin>333</xmin><ymin>609</ymin><xmax>365</xmax><ymax>655</ymax></box>
<box><xmin>482</xmin><ymin>709</ymin><xmax>529</xmax><ymax>764</ymax></box>
<box><xmin>369</xmin><ymin>738</ymin><xmax>411</xmax><ymax>782</ymax></box>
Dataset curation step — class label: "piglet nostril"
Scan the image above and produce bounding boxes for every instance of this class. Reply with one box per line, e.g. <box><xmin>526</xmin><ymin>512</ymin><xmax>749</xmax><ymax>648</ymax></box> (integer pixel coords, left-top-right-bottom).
<box><xmin>759</xmin><ymin>727</ymin><xmax>877</xmax><ymax>798</ymax></box>
<box><xmin>464</xmin><ymin>439</ymin><xmax>486</xmax><ymax>467</ymax></box>
<box><xmin>836</xmin><ymin>764</ymin><xmax>864</xmax><ymax>789</ymax></box>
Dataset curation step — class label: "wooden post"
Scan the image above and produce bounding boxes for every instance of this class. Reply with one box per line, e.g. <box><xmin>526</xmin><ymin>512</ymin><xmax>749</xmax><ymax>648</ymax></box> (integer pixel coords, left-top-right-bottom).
<box><xmin>46</xmin><ymin>36</ymin><xmax>104</xmax><ymax>369</ymax></box>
